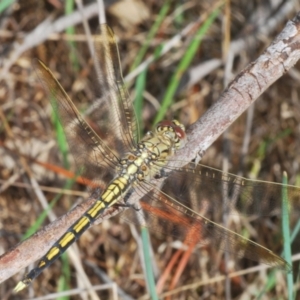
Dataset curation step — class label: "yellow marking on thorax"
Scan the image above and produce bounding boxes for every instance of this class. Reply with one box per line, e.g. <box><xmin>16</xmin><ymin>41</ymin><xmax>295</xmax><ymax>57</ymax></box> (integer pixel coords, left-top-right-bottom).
<box><xmin>141</xmin><ymin>138</ymin><xmax>170</xmax><ymax>160</ymax></box>
<box><xmin>127</xmin><ymin>164</ymin><xmax>138</xmax><ymax>175</ymax></box>
<box><xmin>140</xmin><ymin>152</ymin><xmax>148</xmax><ymax>159</ymax></box>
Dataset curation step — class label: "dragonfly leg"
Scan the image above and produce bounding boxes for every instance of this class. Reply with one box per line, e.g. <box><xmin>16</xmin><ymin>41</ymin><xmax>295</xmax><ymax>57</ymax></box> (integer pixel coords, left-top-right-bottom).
<box><xmin>111</xmin><ymin>189</ymin><xmax>141</xmax><ymax>211</ymax></box>
<box><xmin>114</xmin><ymin>202</ymin><xmax>141</xmax><ymax>211</ymax></box>
<box><xmin>193</xmin><ymin>149</ymin><xmax>206</xmax><ymax>165</ymax></box>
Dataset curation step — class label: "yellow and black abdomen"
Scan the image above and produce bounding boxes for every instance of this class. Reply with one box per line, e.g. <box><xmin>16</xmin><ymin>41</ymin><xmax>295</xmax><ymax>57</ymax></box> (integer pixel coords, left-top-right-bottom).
<box><xmin>16</xmin><ymin>176</ymin><xmax>130</xmax><ymax>290</ymax></box>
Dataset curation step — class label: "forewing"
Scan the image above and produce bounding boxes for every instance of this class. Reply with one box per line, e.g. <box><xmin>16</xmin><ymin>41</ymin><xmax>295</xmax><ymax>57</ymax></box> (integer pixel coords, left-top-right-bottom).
<box><xmin>35</xmin><ymin>59</ymin><xmax>120</xmax><ymax>186</ymax></box>
<box><xmin>86</xmin><ymin>24</ymin><xmax>138</xmax><ymax>156</ymax></box>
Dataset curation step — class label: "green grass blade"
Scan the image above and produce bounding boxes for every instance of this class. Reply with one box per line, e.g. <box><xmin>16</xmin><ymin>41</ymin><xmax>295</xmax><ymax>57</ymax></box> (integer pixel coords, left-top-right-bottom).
<box><xmin>282</xmin><ymin>172</ymin><xmax>293</xmax><ymax>299</ymax></box>
<box><xmin>134</xmin><ymin>68</ymin><xmax>147</xmax><ymax>135</ymax></box>
<box><xmin>249</xmin><ymin>129</ymin><xmax>292</xmax><ymax>178</ymax></box>
<box><xmin>0</xmin><ymin>0</ymin><xmax>14</xmax><ymax>13</ymax></box>
<box><xmin>256</xmin><ymin>271</ymin><xmax>276</xmax><ymax>299</ymax></box>
<box><xmin>141</xmin><ymin>226</ymin><xmax>158</xmax><ymax>300</ymax></box>
<box><xmin>154</xmin><ymin>8</ymin><xmax>221</xmax><ymax>124</ymax></box>
<box><xmin>58</xmin><ymin>252</ymin><xmax>71</xmax><ymax>299</ymax></box>
<box><xmin>174</xmin><ymin>1</ymin><xmax>184</xmax><ymax>28</ymax></box>
<box><xmin>130</xmin><ymin>0</ymin><xmax>170</xmax><ymax>133</ymax></box>
<box><xmin>65</xmin><ymin>0</ymin><xmax>79</xmax><ymax>71</ymax></box>
<box><xmin>259</xmin><ymin>171</ymin><xmax>295</xmax><ymax>299</ymax></box>
<box><xmin>130</xmin><ymin>0</ymin><xmax>171</xmax><ymax>72</ymax></box>
<box><xmin>53</xmin><ymin>115</ymin><xmax>70</xmax><ymax>169</ymax></box>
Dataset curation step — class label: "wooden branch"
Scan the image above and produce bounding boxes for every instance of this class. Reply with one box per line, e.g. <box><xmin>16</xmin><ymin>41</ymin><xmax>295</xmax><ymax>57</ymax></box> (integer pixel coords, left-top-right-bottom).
<box><xmin>176</xmin><ymin>11</ymin><xmax>300</xmax><ymax>163</ymax></box>
<box><xmin>1</xmin><ymin>10</ymin><xmax>300</xmax><ymax>286</ymax></box>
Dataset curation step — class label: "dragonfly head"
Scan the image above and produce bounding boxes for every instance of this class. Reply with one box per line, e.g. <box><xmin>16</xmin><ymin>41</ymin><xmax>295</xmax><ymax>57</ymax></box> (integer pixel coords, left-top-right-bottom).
<box><xmin>155</xmin><ymin>120</ymin><xmax>187</xmax><ymax>149</ymax></box>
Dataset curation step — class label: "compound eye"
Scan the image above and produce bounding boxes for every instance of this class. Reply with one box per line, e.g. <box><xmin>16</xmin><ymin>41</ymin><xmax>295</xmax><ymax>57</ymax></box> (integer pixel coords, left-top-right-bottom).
<box><xmin>174</xmin><ymin>120</ymin><xmax>186</xmax><ymax>131</ymax></box>
<box><xmin>174</xmin><ymin>126</ymin><xmax>186</xmax><ymax>140</ymax></box>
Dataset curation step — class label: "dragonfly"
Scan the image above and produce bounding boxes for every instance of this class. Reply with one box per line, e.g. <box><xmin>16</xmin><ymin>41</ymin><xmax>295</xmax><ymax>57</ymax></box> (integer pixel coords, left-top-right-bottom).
<box><xmin>14</xmin><ymin>24</ymin><xmax>300</xmax><ymax>292</ymax></box>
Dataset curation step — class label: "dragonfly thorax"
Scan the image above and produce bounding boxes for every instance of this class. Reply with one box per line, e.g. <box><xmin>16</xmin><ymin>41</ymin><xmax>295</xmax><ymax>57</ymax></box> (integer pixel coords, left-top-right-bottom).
<box><xmin>118</xmin><ymin>120</ymin><xmax>186</xmax><ymax>182</ymax></box>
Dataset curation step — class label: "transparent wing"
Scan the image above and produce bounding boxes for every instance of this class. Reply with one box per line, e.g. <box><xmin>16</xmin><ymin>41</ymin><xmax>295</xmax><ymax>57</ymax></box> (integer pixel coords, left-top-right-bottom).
<box><xmin>86</xmin><ymin>24</ymin><xmax>139</xmax><ymax>156</ymax></box>
<box><xmin>122</xmin><ymin>161</ymin><xmax>300</xmax><ymax>270</ymax></box>
<box><xmin>159</xmin><ymin>161</ymin><xmax>300</xmax><ymax>217</ymax></box>
<box><xmin>34</xmin><ymin>59</ymin><xmax>120</xmax><ymax>186</ymax></box>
